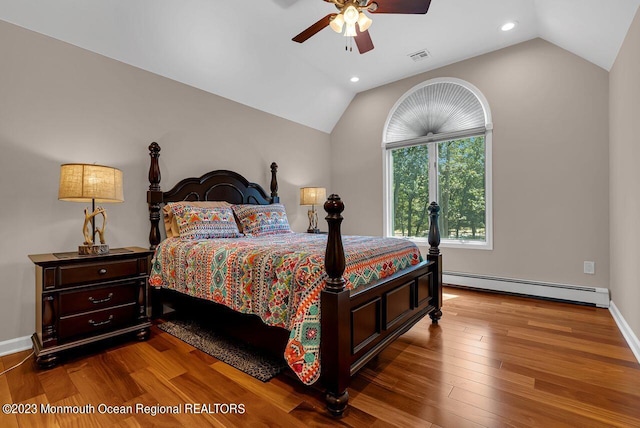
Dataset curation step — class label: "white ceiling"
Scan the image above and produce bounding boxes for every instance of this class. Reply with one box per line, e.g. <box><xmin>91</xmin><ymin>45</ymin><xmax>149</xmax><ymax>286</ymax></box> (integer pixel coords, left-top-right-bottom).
<box><xmin>1</xmin><ymin>0</ymin><xmax>639</xmax><ymax>133</ymax></box>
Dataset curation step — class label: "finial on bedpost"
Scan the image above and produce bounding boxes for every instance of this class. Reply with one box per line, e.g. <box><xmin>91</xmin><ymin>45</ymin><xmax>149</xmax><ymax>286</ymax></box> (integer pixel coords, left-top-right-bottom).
<box><xmin>149</xmin><ymin>142</ymin><xmax>161</xmax><ymax>191</ymax></box>
<box><xmin>148</xmin><ymin>143</ymin><xmax>163</xmax><ymax>250</ymax></box>
<box><xmin>324</xmin><ymin>194</ymin><xmax>346</xmax><ymax>293</ymax></box>
<box><xmin>428</xmin><ymin>202</ymin><xmax>441</xmax><ymax>256</ymax></box>
<box><xmin>427</xmin><ymin>201</ymin><xmax>443</xmax><ymax>324</ymax></box>
<box><xmin>270</xmin><ymin>162</ymin><xmax>279</xmax><ymax>202</ymax></box>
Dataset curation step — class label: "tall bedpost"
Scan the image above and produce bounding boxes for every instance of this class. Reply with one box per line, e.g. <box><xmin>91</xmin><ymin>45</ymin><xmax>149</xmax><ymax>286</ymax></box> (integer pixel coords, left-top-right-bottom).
<box><xmin>321</xmin><ymin>194</ymin><xmax>350</xmax><ymax>416</ymax></box>
<box><xmin>427</xmin><ymin>202</ymin><xmax>443</xmax><ymax>323</ymax></box>
<box><xmin>147</xmin><ymin>142</ymin><xmax>163</xmax><ymax>250</ymax></box>
<box><xmin>270</xmin><ymin>162</ymin><xmax>279</xmax><ymax>203</ymax></box>
<box><xmin>324</xmin><ymin>195</ymin><xmax>346</xmax><ymax>291</ymax></box>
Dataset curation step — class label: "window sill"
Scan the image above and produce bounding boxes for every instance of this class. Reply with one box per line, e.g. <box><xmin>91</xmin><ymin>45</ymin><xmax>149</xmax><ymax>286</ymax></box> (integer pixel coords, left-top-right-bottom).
<box><xmin>405</xmin><ymin>237</ymin><xmax>493</xmax><ymax>251</ymax></box>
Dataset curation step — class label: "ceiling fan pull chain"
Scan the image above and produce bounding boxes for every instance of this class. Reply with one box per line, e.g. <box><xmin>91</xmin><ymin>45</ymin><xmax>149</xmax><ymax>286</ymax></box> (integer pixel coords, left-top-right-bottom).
<box><xmin>345</xmin><ymin>37</ymin><xmax>353</xmax><ymax>52</ymax></box>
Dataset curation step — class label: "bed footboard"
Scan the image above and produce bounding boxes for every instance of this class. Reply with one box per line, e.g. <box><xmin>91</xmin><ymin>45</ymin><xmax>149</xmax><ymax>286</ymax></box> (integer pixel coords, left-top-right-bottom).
<box><xmin>321</xmin><ymin>196</ymin><xmax>442</xmax><ymax>417</ymax></box>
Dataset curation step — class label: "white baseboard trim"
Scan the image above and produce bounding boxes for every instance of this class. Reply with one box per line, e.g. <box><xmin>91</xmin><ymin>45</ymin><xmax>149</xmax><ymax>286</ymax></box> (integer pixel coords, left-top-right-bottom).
<box><xmin>609</xmin><ymin>301</ymin><xmax>640</xmax><ymax>364</ymax></box>
<box><xmin>0</xmin><ymin>335</ymin><xmax>33</xmax><ymax>357</ymax></box>
<box><xmin>443</xmin><ymin>271</ymin><xmax>610</xmax><ymax>308</ymax></box>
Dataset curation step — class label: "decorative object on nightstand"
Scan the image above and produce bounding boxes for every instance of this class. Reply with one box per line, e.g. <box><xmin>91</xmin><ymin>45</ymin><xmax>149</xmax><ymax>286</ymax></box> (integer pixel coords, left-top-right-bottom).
<box><xmin>58</xmin><ymin>163</ymin><xmax>124</xmax><ymax>255</ymax></box>
<box><xmin>300</xmin><ymin>187</ymin><xmax>327</xmax><ymax>233</ymax></box>
<box><xmin>29</xmin><ymin>247</ymin><xmax>153</xmax><ymax>369</ymax></box>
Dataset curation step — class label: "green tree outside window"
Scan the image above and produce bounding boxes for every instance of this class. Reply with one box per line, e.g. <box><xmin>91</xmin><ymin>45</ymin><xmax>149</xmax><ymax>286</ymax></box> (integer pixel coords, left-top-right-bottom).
<box><xmin>391</xmin><ymin>136</ymin><xmax>486</xmax><ymax>241</ymax></box>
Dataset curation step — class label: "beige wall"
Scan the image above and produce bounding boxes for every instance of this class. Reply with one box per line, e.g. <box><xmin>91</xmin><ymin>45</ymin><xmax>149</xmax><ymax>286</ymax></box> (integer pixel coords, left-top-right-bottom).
<box><xmin>331</xmin><ymin>38</ymin><xmax>610</xmax><ymax>288</ymax></box>
<box><xmin>0</xmin><ymin>21</ymin><xmax>331</xmax><ymax>342</ymax></box>
<box><xmin>609</xmin><ymin>9</ymin><xmax>640</xmax><ymax>340</ymax></box>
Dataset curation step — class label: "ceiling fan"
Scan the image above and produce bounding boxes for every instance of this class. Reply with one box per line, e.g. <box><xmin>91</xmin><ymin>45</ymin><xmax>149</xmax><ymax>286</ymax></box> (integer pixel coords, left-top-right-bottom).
<box><xmin>292</xmin><ymin>0</ymin><xmax>432</xmax><ymax>54</ymax></box>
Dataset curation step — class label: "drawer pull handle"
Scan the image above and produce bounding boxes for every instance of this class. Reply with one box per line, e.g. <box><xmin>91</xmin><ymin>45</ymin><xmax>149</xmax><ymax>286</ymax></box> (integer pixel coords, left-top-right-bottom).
<box><xmin>98</xmin><ymin>268</ymin><xmax>108</xmax><ymax>275</ymax></box>
<box><xmin>88</xmin><ymin>293</ymin><xmax>113</xmax><ymax>304</ymax></box>
<box><xmin>88</xmin><ymin>315</ymin><xmax>114</xmax><ymax>327</ymax></box>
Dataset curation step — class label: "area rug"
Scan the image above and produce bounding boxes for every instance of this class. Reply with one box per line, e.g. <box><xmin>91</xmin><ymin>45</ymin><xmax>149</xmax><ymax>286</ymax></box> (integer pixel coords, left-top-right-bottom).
<box><xmin>157</xmin><ymin>318</ymin><xmax>287</xmax><ymax>382</ymax></box>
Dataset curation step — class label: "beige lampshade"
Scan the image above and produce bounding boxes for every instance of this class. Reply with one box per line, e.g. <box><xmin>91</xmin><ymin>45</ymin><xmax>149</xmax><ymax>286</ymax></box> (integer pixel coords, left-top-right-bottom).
<box><xmin>58</xmin><ymin>164</ymin><xmax>124</xmax><ymax>203</ymax></box>
<box><xmin>300</xmin><ymin>187</ymin><xmax>327</xmax><ymax>206</ymax></box>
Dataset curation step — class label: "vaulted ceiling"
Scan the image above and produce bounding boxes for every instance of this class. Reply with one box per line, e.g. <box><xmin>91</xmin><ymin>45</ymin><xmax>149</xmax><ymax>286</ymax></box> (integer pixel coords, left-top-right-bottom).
<box><xmin>1</xmin><ymin>0</ymin><xmax>638</xmax><ymax>133</ymax></box>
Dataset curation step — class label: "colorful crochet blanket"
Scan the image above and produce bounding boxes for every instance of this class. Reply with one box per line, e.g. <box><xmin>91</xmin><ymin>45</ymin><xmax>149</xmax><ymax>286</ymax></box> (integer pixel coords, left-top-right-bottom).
<box><xmin>149</xmin><ymin>233</ymin><xmax>421</xmax><ymax>385</ymax></box>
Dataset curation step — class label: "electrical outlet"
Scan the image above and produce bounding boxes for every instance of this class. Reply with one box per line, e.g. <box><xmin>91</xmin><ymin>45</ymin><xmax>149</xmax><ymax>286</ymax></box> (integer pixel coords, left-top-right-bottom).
<box><xmin>584</xmin><ymin>261</ymin><xmax>595</xmax><ymax>275</ymax></box>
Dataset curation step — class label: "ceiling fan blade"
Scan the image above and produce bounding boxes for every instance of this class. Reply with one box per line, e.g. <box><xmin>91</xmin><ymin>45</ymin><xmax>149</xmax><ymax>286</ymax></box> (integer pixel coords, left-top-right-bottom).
<box><xmin>292</xmin><ymin>14</ymin><xmax>336</xmax><ymax>43</ymax></box>
<box><xmin>355</xmin><ymin>28</ymin><xmax>374</xmax><ymax>54</ymax></box>
<box><xmin>371</xmin><ymin>0</ymin><xmax>431</xmax><ymax>14</ymax></box>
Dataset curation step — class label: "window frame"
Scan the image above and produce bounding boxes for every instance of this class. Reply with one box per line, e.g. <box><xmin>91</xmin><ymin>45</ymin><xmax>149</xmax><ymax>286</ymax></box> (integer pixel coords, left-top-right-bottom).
<box><xmin>382</xmin><ymin>78</ymin><xmax>493</xmax><ymax>250</ymax></box>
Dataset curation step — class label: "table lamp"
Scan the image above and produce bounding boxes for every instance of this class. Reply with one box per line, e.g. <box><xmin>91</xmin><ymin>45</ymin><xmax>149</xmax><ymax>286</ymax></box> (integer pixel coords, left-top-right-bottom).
<box><xmin>300</xmin><ymin>187</ymin><xmax>327</xmax><ymax>233</ymax></box>
<box><xmin>58</xmin><ymin>163</ymin><xmax>124</xmax><ymax>255</ymax></box>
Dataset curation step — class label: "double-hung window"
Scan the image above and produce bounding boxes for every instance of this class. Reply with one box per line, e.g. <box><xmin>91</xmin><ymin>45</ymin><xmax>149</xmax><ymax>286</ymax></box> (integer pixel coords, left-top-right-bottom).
<box><xmin>383</xmin><ymin>78</ymin><xmax>493</xmax><ymax>249</ymax></box>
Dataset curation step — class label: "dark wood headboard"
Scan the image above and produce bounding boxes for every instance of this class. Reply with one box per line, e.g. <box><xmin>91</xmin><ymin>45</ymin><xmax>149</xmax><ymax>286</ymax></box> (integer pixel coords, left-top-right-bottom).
<box><xmin>146</xmin><ymin>142</ymin><xmax>279</xmax><ymax>249</ymax></box>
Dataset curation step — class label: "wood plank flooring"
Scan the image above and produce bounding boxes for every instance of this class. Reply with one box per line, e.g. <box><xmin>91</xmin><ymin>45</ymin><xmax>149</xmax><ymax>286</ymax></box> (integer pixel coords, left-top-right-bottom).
<box><xmin>1</xmin><ymin>286</ymin><xmax>639</xmax><ymax>427</ymax></box>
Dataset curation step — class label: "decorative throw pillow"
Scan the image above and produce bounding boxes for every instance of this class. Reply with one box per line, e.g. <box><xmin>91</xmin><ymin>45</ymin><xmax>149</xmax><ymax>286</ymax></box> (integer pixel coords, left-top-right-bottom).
<box><xmin>163</xmin><ymin>201</ymin><xmax>232</xmax><ymax>238</ymax></box>
<box><xmin>232</xmin><ymin>204</ymin><xmax>292</xmax><ymax>236</ymax></box>
<box><xmin>168</xmin><ymin>203</ymin><xmax>242</xmax><ymax>239</ymax></box>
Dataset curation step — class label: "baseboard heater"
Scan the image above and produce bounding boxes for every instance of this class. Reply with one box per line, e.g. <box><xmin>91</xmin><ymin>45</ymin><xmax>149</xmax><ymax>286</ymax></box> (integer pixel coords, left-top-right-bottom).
<box><xmin>443</xmin><ymin>271</ymin><xmax>610</xmax><ymax>308</ymax></box>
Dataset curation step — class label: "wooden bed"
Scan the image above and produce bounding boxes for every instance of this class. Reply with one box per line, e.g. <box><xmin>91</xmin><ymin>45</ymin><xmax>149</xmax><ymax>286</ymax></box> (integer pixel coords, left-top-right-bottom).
<box><xmin>146</xmin><ymin>142</ymin><xmax>443</xmax><ymax>416</ymax></box>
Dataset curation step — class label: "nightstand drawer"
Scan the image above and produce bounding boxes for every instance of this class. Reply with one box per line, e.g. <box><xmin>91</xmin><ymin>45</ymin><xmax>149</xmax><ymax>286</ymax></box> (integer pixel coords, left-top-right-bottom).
<box><xmin>59</xmin><ymin>281</ymin><xmax>139</xmax><ymax>317</ymax></box>
<box><xmin>58</xmin><ymin>303</ymin><xmax>138</xmax><ymax>341</ymax></box>
<box><xmin>56</xmin><ymin>259</ymin><xmax>142</xmax><ymax>288</ymax></box>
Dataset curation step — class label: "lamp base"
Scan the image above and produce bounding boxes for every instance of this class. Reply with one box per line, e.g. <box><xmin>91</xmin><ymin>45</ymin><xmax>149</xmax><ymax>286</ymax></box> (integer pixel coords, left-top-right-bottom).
<box><xmin>78</xmin><ymin>244</ymin><xmax>109</xmax><ymax>256</ymax></box>
<box><xmin>307</xmin><ymin>228</ymin><xmax>320</xmax><ymax>234</ymax></box>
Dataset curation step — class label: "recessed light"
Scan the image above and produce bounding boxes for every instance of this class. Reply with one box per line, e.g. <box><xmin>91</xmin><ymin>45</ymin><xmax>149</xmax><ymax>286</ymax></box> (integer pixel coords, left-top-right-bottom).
<box><xmin>500</xmin><ymin>21</ymin><xmax>517</xmax><ymax>32</ymax></box>
<box><xmin>350</xmin><ymin>76</ymin><xmax>360</xmax><ymax>83</ymax></box>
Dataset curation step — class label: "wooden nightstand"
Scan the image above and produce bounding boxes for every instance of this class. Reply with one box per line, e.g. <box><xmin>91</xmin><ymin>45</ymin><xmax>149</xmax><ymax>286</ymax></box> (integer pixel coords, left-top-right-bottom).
<box><xmin>28</xmin><ymin>247</ymin><xmax>153</xmax><ymax>368</ymax></box>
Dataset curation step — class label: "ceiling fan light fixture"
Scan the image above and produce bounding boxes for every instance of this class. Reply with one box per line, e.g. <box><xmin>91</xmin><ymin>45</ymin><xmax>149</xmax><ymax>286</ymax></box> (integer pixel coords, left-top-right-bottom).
<box><xmin>344</xmin><ymin>23</ymin><xmax>357</xmax><ymax>37</ymax></box>
<box><xmin>357</xmin><ymin>12</ymin><xmax>372</xmax><ymax>32</ymax></box>
<box><xmin>330</xmin><ymin>13</ymin><xmax>345</xmax><ymax>33</ymax></box>
<box><xmin>343</xmin><ymin>5</ymin><xmax>359</xmax><ymax>25</ymax></box>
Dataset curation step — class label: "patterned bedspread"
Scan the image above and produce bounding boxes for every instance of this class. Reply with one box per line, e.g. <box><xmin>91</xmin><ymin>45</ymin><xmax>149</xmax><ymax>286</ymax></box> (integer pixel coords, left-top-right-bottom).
<box><xmin>149</xmin><ymin>233</ymin><xmax>421</xmax><ymax>385</ymax></box>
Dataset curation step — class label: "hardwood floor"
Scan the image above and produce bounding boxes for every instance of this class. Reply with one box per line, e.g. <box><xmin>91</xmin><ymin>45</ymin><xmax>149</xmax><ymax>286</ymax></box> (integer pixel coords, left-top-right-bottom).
<box><xmin>1</xmin><ymin>286</ymin><xmax>639</xmax><ymax>427</ymax></box>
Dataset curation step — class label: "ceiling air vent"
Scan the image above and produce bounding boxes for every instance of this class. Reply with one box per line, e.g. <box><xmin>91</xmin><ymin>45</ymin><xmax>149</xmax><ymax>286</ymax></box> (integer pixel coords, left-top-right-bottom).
<box><xmin>408</xmin><ymin>49</ymin><xmax>430</xmax><ymax>62</ymax></box>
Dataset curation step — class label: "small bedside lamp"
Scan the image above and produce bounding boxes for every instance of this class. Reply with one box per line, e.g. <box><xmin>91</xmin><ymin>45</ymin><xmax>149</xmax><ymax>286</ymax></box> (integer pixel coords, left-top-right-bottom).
<box><xmin>58</xmin><ymin>163</ymin><xmax>124</xmax><ymax>255</ymax></box>
<box><xmin>300</xmin><ymin>187</ymin><xmax>326</xmax><ymax>233</ymax></box>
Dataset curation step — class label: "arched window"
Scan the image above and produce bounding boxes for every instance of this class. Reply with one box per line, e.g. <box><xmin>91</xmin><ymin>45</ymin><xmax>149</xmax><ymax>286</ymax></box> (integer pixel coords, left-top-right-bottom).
<box><xmin>382</xmin><ymin>77</ymin><xmax>493</xmax><ymax>249</ymax></box>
